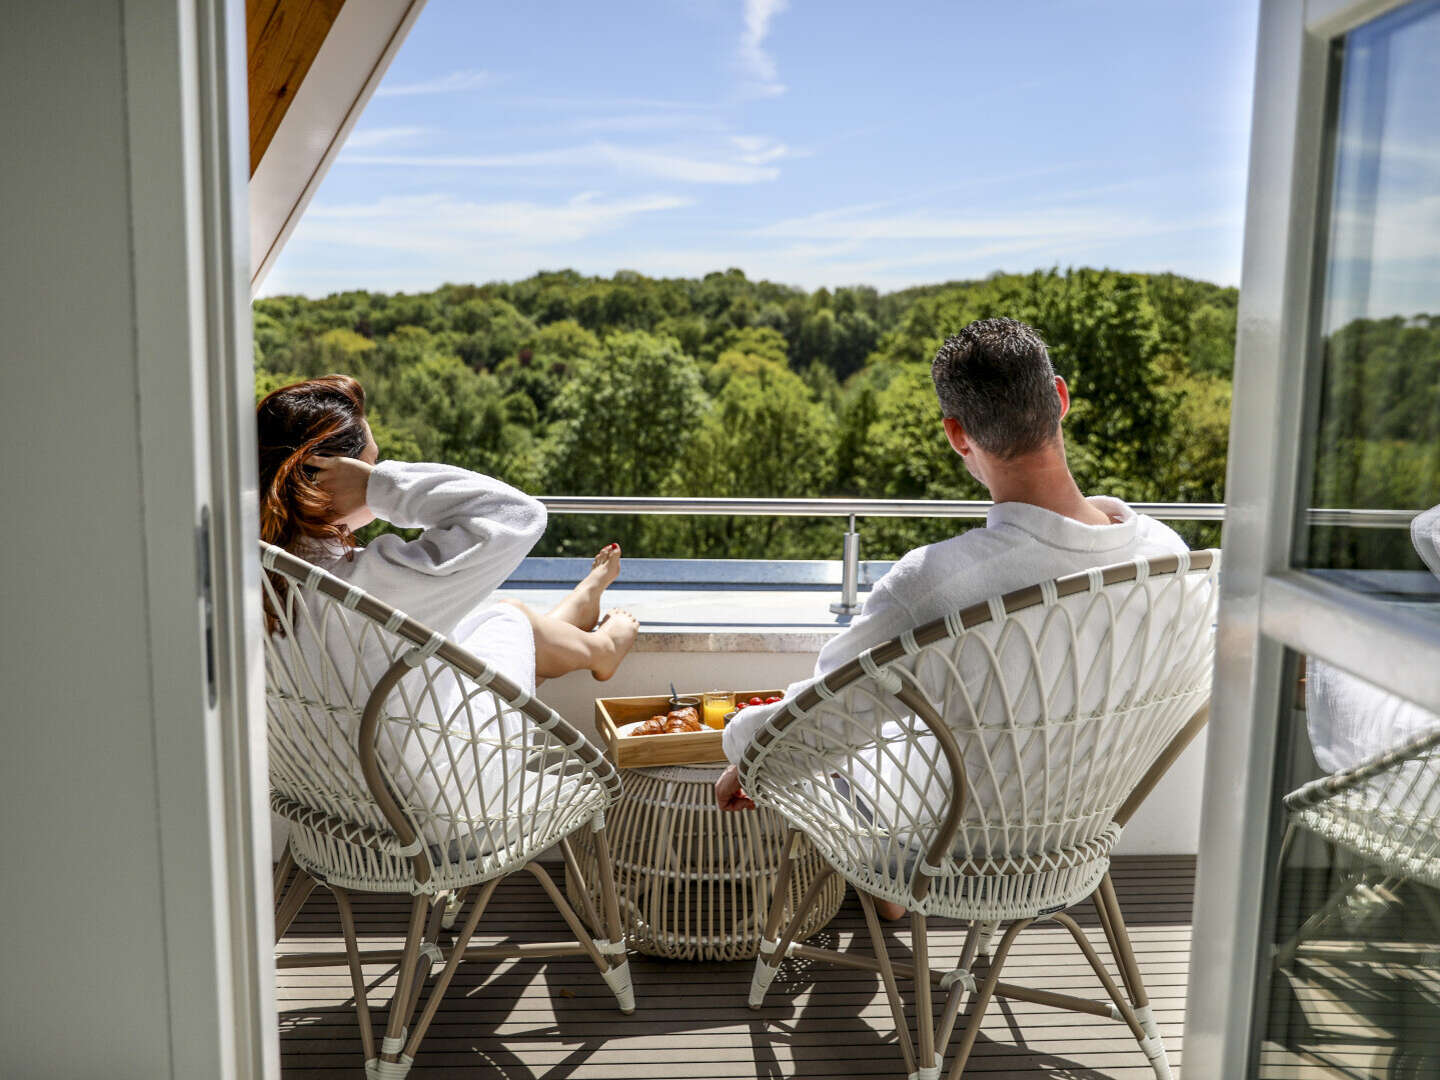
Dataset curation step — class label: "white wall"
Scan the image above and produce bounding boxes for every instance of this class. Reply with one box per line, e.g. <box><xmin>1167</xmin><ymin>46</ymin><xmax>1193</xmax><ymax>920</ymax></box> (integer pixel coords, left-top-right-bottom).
<box><xmin>0</xmin><ymin>8</ymin><xmax>173</xmax><ymax>1071</ymax></box>
<box><xmin>0</xmin><ymin>3</ymin><xmax>269</xmax><ymax>1077</ymax></box>
<box><xmin>538</xmin><ymin>647</ymin><xmax>1209</xmax><ymax>856</ymax></box>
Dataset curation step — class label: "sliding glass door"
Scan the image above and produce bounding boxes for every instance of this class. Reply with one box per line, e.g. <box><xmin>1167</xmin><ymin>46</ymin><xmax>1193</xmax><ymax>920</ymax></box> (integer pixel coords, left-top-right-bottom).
<box><xmin>1189</xmin><ymin>1</ymin><xmax>1440</xmax><ymax>1075</ymax></box>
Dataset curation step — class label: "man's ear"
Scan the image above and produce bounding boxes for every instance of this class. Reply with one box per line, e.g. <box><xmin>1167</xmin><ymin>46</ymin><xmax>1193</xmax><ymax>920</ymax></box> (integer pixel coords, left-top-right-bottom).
<box><xmin>1055</xmin><ymin>375</ymin><xmax>1071</xmax><ymax>420</ymax></box>
<box><xmin>942</xmin><ymin>416</ymin><xmax>969</xmax><ymax>456</ymax></box>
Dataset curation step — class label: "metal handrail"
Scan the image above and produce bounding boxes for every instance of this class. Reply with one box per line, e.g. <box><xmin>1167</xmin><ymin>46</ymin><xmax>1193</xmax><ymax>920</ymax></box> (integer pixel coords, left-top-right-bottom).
<box><xmin>536</xmin><ymin>496</ymin><xmax>1416</xmax><ymax>528</ymax></box>
<box><xmin>531</xmin><ymin>498</ymin><xmax>1416</xmax><ymax>613</ymax></box>
<box><xmin>537</xmin><ymin>496</ymin><xmax>1225</xmax><ymax>520</ymax></box>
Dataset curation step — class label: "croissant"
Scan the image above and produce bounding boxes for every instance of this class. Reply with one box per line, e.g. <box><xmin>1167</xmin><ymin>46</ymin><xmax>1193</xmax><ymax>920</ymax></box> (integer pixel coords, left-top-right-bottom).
<box><xmin>666</xmin><ymin>706</ymin><xmax>701</xmax><ymax>732</ymax></box>
<box><xmin>627</xmin><ymin>706</ymin><xmax>704</xmax><ymax>737</ymax></box>
<box><xmin>630</xmin><ymin>715</ymin><xmax>669</xmax><ymax>736</ymax></box>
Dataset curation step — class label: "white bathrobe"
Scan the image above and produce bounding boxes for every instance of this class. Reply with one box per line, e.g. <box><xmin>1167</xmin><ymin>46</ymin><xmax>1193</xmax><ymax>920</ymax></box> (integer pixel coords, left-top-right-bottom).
<box><xmin>271</xmin><ymin>461</ymin><xmax>548</xmax><ymax>859</ymax></box>
<box><xmin>306</xmin><ymin>460</ymin><xmax>548</xmax><ymax>687</ymax></box>
<box><xmin>723</xmin><ymin>497</ymin><xmax>1189</xmax><ymax>763</ymax></box>
<box><xmin>1305</xmin><ymin>503</ymin><xmax>1440</xmax><ymax>790</ymax></box>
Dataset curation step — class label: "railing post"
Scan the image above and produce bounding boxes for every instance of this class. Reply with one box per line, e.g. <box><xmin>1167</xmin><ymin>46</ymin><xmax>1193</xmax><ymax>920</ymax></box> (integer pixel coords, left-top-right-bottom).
<box><xmin>830</xmin><ymin>514</ymin><xmax>861</xmax><ymax>616</ymax></box>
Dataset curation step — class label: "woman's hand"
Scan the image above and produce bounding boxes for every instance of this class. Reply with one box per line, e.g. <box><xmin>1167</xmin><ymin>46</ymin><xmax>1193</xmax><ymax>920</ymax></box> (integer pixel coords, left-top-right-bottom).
<box><xmin>715</xmin><ymin>763</ymin><xmax>755</xmax><ymax>812</ymax></box>
<box><xmin>307</xmin><ymin>454</ymin><xmax>374</xmax><ymax>529</ymax></box>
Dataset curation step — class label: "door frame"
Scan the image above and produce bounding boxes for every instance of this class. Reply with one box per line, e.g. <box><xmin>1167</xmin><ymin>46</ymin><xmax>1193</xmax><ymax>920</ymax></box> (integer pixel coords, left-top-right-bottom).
<box><xmin>124</xmin><ymin>0</ymin><xmax>276</xmax><ymax>1074</ymax></box>
<box><xmin>1186</xmin><ymin>0</ymin><xmax>1439</xmax><ymax>1075</ymax></box>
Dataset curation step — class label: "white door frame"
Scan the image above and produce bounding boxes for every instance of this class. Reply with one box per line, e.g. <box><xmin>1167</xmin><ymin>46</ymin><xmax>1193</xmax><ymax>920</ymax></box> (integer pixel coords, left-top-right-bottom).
<box><xmin>1186</xmin><ymin>0</ymin><xmax>1440</xmax><ymax>1075</ymax></box>
<box><xmin>124</xmin><ymin>0</ymin><xmax>275</xmax><ymax>1074</ymax></box>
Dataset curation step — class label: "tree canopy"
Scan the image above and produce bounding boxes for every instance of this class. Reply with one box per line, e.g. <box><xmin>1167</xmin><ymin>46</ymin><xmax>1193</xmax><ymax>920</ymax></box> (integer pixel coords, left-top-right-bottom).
<box><xmin>253</xmin><ymin>266</ymin><xmax>1243</xmax><ymax>558</ymax></box>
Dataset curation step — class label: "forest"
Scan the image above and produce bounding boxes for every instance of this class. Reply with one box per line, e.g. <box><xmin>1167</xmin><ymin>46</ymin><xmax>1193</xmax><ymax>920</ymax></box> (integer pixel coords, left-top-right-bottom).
<box><xmin>252</xmin><ymin>266</ymin><xmax>1241</xmax><ymax>559</ymax></box>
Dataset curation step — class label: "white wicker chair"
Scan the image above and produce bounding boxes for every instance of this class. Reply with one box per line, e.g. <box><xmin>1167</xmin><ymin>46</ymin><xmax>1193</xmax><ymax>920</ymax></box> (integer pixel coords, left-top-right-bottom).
<box><xmin>1275</xmin><ymin>721</ymin><xmax>1440</xmax><ymax>966</ymax></box>
<box><xmin>740</xmin><ymin>550</ymin><xmax>1220</xmax><ymax>1080</ymax></box>
<box><xmin>261</xmin><ymin>541</ymin><xmax>634</xmax><ymax>1080</ymax></box>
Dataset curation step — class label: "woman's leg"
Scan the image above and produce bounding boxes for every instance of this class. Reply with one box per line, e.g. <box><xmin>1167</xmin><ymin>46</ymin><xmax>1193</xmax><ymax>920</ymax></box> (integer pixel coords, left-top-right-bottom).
<box><xmin>547</xmin><ymin>544</ymin><xmax>622</xmax><ymax>631</ymax></box>
<box><xmin>499</xmin><ymin>599</ymin><xmax>639</xmax><ymax>681</ymax></box>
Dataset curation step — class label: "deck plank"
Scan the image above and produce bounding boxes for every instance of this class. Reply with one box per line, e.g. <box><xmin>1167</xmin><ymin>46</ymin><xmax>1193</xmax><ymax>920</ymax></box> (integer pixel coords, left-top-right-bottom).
<box><xmin>278</xmin><ymin>854</ymin><xmax>1196</xmax><ymax>1078</ymax></box>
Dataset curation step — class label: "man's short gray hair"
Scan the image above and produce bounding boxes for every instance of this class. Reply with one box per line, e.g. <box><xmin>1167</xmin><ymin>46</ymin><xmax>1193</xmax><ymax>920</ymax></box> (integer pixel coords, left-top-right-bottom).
<box><xmin>930</xmin><ymin>317</ymin><xmax>1061</xmax><ymax>458</ymax></box>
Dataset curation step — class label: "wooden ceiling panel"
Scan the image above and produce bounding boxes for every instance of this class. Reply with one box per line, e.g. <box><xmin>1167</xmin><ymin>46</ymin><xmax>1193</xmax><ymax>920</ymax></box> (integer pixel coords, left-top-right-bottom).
<box><xmin>247</xmin><ymin>0</ymin><xmax>348</xmax><ymax>176</ymax></box>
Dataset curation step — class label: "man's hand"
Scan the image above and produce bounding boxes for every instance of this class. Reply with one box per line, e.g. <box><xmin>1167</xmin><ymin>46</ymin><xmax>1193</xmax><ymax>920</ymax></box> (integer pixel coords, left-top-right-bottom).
<box><xmin>307</xmin><ymin>454</ymin><xmax>373</xmax><ymax>525</ymax></box>
<box><xmin>715</xmin><ymin>763</ymin><xmax>755</xmax><ymax>812</ymax></box>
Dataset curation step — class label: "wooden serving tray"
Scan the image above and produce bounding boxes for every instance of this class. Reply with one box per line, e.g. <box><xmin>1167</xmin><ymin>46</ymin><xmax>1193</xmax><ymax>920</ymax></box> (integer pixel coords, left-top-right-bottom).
<box><xmin>595</xmin><ymin>690</ymin><xmax>783</xmax><ymax>769</ymax></box>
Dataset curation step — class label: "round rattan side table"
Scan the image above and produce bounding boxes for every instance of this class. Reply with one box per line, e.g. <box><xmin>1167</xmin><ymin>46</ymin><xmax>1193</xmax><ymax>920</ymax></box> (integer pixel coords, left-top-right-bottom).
<box><xmin>565</xmin><ymin>763</ymin><xmax>845</xmax><ymax>962</ymax></box>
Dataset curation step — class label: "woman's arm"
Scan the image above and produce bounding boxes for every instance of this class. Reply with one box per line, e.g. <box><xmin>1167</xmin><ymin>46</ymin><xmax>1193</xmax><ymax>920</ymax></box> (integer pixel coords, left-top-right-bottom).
<box><xmin>321</xmin><ymin>459</ymin><xmax>548</xmax><ymax>634</ymax></box>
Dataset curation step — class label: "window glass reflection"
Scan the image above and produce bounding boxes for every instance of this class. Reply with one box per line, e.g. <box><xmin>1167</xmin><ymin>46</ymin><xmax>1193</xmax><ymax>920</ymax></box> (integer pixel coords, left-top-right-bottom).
<box><xmin>1257</xmin><ymin>652</ymin><xmax>1440</xmax><ymax>1077</ymax></box>
<box><xmin>1301</xmin><ymin>0</ymin><xmax>1440</xmax><ymax>606</ymax></box>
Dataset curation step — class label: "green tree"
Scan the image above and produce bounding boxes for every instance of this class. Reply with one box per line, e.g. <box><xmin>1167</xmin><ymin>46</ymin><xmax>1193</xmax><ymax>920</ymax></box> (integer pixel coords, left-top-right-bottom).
<box><xmin>671</xmin><ymin>356</ymin><xmax>838</xmax><ymax>557</ymax></box>
<box><xmin>539</xmin><ymin>331</ymin><xmax>706</xmax><ymax>555</ymax></box>
<box><xmin>252</xmin><ymin>267</ymin><xmax>1241</xmax><ymax>560</ymax></box>
<box><xmin>388</xmin><ymin>354</ymin><xmax>533</xmax><ymax>483</ymax></box>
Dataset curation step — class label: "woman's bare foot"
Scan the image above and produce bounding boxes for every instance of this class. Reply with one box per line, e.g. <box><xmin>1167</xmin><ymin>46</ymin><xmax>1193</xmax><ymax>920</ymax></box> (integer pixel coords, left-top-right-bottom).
<box><xmin>590</xmin><ymin>609</ymin><xmax>639</xmax><ymax>680</ymax></box>
<box><xmin>548</xmin><ymin>543</ymin><xmax>622</xmax><ymax>631</ymax></box>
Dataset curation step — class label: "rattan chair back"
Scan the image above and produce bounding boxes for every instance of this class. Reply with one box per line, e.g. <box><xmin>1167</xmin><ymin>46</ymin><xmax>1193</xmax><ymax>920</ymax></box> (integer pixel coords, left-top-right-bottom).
<box><xmin>1286</xmin><ymin>722</ymin><xmax>1440</xmax><ymax>889</ymax></box>
<box><xmin>740</xmin><ymin>550</ymin><xmax>1220</xmax><ymax>922</ymax></box>
<box><xmin>260</xmin><ymin>541</ymin><xmax>619</xmax><ymax>895</ymax></box>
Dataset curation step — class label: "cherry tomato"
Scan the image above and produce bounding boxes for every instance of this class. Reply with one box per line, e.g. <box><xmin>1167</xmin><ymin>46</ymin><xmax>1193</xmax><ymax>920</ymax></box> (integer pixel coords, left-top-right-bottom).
<box><xmin>735</xmin><ymin>701</ymin><xmax>748</xmax><ymax>710</ymax></box>
<box><xmin>748</xmin><ymin>696</ymin><xmax>764</xmax><ymax>706</ymax></box>
<box><xmin>765</xmin><ymin>696</ymin><xmax>781</xmax><ymax>704</ymax></box>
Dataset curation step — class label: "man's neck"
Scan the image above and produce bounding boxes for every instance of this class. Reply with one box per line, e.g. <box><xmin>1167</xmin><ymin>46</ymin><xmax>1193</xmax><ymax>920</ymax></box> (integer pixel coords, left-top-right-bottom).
<box><xmin>984</xmin><ymin>449</ymin><xmax>1113</xmax><ymax>526</ymax></box>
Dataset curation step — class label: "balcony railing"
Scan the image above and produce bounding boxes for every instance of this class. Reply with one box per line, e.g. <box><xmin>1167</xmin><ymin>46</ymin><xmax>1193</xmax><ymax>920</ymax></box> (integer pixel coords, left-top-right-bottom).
<box><xmin>533</xmin><ymin>498</ymin><xmax>1419</xmax><ymax>613</ymax></box>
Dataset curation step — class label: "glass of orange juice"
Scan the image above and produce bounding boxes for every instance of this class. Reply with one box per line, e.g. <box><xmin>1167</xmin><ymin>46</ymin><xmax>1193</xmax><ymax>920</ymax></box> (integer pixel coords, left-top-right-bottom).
<box><xmin>701</xmin><ymin>691</ymin><xmax>733</xmax><ymax>729</ymax></box>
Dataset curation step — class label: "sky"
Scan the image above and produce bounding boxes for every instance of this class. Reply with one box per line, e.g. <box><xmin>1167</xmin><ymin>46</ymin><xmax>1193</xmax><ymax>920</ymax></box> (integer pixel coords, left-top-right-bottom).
<box><xmin>262</xmin><ymin>0</ymin><xmax>1262</xmax><ymax>298</ymax></box>
<box><xmin>1322</xmin><ymin>0</ymin><xmax>1440</xmax><ymax>329</ymax></box>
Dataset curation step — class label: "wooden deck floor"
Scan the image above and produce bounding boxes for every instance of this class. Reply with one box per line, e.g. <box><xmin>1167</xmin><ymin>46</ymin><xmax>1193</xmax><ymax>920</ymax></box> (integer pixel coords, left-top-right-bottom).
<box><xmin>277</xmin><ymin>855</ymin><xmax>1195</xmax><ymax>1079</ymax></box>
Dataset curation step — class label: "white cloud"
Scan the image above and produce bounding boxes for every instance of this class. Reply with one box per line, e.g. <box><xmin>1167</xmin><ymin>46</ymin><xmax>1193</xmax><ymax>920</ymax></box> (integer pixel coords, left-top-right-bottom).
<box><xmin>730</xmin><ymin>134</ymin><xmax>790</xmax><ymax>165</ymax></box>
<box><xmin>755</xmin><ymin>208</ymin><xmax>1108</xmax><ymax>243</ymax></box>
<box><xmin>499</xmin><ymin>96</ymin><xmax>723</xmax><ymax>113</ymax></box>
<box><xmin>571</xmin><ymin>113</ymin><xmax>719</xmax><ymax>134</ymax></box>
<box><xmin>738</xmin><ymin>0</ymin><xmax>788</xmax><ymax>98</ymax></box>
<box><xmin>1341</xmin><ymin>193</ymin><xmax>1440</xmax><ymax>264</ymax></box>
<box><xmin>341</xmin><ymin>140</ymin><xmax>789</xmax><ymax>185</ymax></box>
<box><xmin>342</xmin><ymin>126</ymin><xmax>429</xmax><ymax>149</ymax></box>
<box><xmin>298</xmin><ymin>191</ymin><xmax>693</xmax><ymax>252</ymax></box>
<box><xmin>375</xmin><ymin>69</ymin><xmax>494</xmax><ymax>97</ymax></box>
<box><xmin>752</xmin><ymin>204</ymin><xmax>1239</xmax><ymax>249</ymax></box>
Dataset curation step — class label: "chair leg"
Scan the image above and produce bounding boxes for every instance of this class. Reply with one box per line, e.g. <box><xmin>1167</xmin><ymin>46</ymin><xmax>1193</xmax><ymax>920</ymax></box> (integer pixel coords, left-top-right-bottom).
<box><xmin>934</xmin><ymin>919</ymin><xmax>990</xmax><ymax>1053</ymax></box>
<box><xmin>946</xmin><ymin>919</ymin><xmax>1031</xmax><ymax>1080</ymax></box>
<box><xmin>274</xmin><ymin>869</ymin><xmax>317</xmax><ymax>945</ymax></box>
<box><xmin>402</xmin><ymin>877</ymin><xmax>502</xmax><ymax>1066</ymax></box>
<box><xmin>973</xmin><ymin>919</ymin><xmax>998</xmax><ymax>958</ymax></box>
<box><xmin>1096</xmin><ymin>875</ymin><xmax>1172</xmax><ymax>1079</ymax></box>
<box><xmin>331</xmin><ymin>886</ymin><xmax>376</xmax><ymax>1065</ymax></box>
<box><xmin>1052</xmin><ymin>913</ymin><xmax>1147</xmax><ymax>1042</ymax></box>
<box><xmin>370</xmin><ymin>894</ymin><xmax>430</xmax><ymax>1080</ymax></box>
<box><xmin>398</xmin><ymin>899</ymin><xmax>447</xmax><ymax>1026</ymax></box>
<box><xmin>559</xmin><ymin>836</ymin><xmax>608</xmax><ymax>938</ymax></box>
<box><xmin>1274</xmin><ymin>871</ymin><xmax>1365</xmax><ymax>967</ymax></box>
<box><xmin>857</xmin><ymin>890</ymin><xmax>918</xmax><ymax>1075</ymax></box>
<box><xmin>749</xmin><ymin>829</ymin><xmax>803</xmax><ymax>1008</ymax></box>
<box><xmin>273</xmin><ymin>846</ymin><xmax>295</xmax><ymax>898</ymax></box>
<box><xmin>526</xmin><ymin>858</ymin><xmax>635</xmax><ymax>1013</ymax></box>
<box><xmin>911</xmin><ymin>909</ymin><xmax>943</xmax><ymax>1080</ymax></box>
<box><xmin>587</xmin><ymin>822</ymin><xmax>636</xmax><ymax>1013</ymax></box>
<box><xmin>439</xmin><ymin>886</ymin><xmax>469</xmax><ymax>931</ymax></box>
<box><xmin>749</xmin><ymin>856</ymin><xmax>836</xmax><ymax>1009</ymax></box>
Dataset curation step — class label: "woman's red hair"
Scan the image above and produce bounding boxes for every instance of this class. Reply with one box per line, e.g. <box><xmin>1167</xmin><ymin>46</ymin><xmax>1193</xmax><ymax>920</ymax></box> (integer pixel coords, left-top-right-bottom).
<box><xmin>256</xmin><ymin>374</ymin><xmax>370</xmax><ymax>632</ymax></box>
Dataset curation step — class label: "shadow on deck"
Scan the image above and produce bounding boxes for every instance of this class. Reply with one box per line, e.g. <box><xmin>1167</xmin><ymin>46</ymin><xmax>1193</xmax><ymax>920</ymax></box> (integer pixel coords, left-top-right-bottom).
<box><xmin>276</xmin><ymin>855</ymin><xmax>1195</xmax><ymax>1078</ymax></box>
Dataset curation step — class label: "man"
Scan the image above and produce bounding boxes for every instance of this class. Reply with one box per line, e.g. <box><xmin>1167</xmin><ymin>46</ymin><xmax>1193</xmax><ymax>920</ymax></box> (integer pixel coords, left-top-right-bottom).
<box><xmin>715</xmin><ymin>318</ymin><xmax>1188</xmax><ymax>913</ymax></box>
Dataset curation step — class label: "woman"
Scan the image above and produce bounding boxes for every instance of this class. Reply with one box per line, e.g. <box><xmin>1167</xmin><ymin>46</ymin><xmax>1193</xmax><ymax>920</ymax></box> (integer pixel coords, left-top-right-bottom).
<box><xmin>258</xmin><ymin>373</ymin><xmax>639</xmax><ymax>687</ymax></box>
